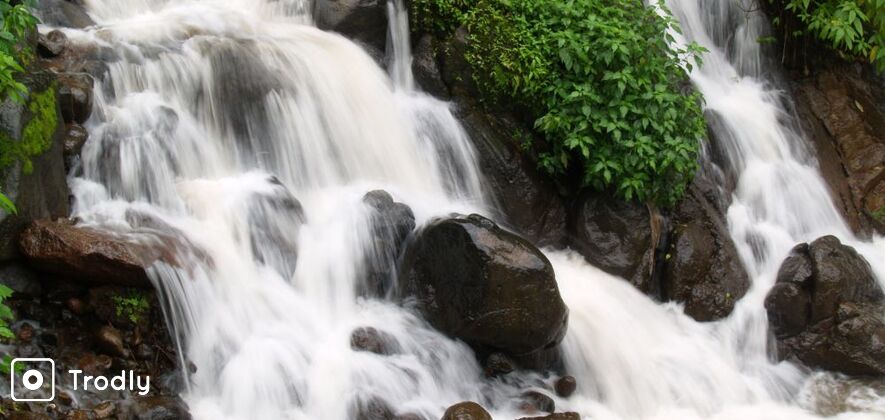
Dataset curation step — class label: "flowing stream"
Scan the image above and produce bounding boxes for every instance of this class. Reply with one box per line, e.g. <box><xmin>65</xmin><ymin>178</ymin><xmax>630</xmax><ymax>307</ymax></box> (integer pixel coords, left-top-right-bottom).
<box><xmin>47</xmin><ymin>0</ymin><xmax>885</xmax><ymax>418</ymax></box>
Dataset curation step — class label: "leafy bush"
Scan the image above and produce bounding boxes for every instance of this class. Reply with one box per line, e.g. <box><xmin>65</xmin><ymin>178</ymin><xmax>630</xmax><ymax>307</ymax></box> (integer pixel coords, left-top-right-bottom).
<box><xmin>0</xmin><ymin>0</ymin><xmax>37</xmax><ymax>103</ymax></box>
<box><xmin>775</xmin><ymin>0</ymin><xmax>885</xmax><ymax>71</ymax></box>
<box><xmin>0</xmin><ymin>284</ymin><xmax>21</xmax><ymax>376</ymax></box>
<box><xmin>411</xmin><ymin>0</ymin><xmax>707</xmax><ymax>205</ymax></box>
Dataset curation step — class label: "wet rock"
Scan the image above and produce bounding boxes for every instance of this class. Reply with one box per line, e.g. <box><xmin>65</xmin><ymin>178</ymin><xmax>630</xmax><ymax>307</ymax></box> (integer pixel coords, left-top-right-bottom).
<box><xmin>765</xmin><ymin>236</ymin><xmax>885</xmax><ymax>376</ymax></box>
<box><xmin>0</xmin><ymin>263</ymin><xmax>44</xmax><ymax>296</ymax></box>
<box><xmin>57</xmin><ymin>73</ymin><xmax>94</xmax><ymax>124</ymax></box>
<box><xmin>66</xmin><ymin>296</ymin><xmax>88</xmax><ymax>315</ymax></box>
<box><xmin>412</xmin><ymin>35</ymin><xmax>449</xmax><ymax>99</ymax></box>
<box><xmin>398</xmin><ymin>214</ymin><xmax>568</xmax><ymax>368</ymax></box>
<box><xmin>38</xmin><ymin>30</ymin><xmax>67</xmax><ymax>57</ymax></box>
<box><xmin>569</xmin><ymin>192</ymin><xmax>661</xmax><ymax>295</ymax></box>
<box><xmin>352</xmin><ymin>396</ymin><xmax>395</xmax><ymax>420</ymax></box>
<box><xmin>33</xmin><ymin>0</ymin><xmax>95</xmax><ymax>28</ymax></box>
<box><xmin>93</xmin><ymin>401</ymin><xmax>115</xmax><ymax>419</ymax></box>
<box><xmin>245</xmin><ymin>178</ymin><xmax>305</xmax><ymax>278</ymax></box>
<box><xmin>64</xmin><ymin>410</ymin><xmax>95</xmax><ymax>420</ymax></box>
<box><xmin>554</xmin><ymin>376</ymin><xmax>576</xmax><ymax>398</ymax></box>
<box><xmin>483</xmin><ymin>352</ymin><xmax>516</xmax><ymax>377</ymax></box>
<box><xmin>454</xmin><ymin>106</ymin><xmax>567</xmax><ymax>248</ymax></box>
<box><xmin>9</xmin><ymin>413</ymin><xmax>52</xmax><ymax>420</ymax></box>
<box><xmin>440</xmin><ymin>402</ymin><xmax>492</xmax><ymax>420</ymax></box>
<box><xmin>77</xmin><ymin>352</ymin><xmax>113</xmax><ymax>376</ymax></box>
<box><xmin>518</xmin><ymin>413</ymin><xmax>581</xmax><ymax>420</ymax></box>
<box><xmin>361</xmin><ymin>190</ymin><xmax>415</xmax><ymax>296</ymax></box>
<box><xmin>17</xmin><ymin>322</ymin><xmax>35</xmax><ymax>343</ymax></box>
<box><xmin>520</xmin><ymin>391</ymin><xmax>555</xmax><ymax>414</ymax></box>
<box><xmin>96</xmin><ymin>325</ymin><xmax>126</xmax><ymax>357</ymax></box>
<box><xmin>127</xmin><ymin>396</ymin><xmax>191</xmax><ymax>420</ymax></box>
<box><xmin>393</xmin><ymin>414</ymin><xmax>424</xmax><ymax>420</ymax></box>
<box><xmin>791</xmin><ymin>65</ymin><xmax>885</xmax><ymax>235</ymax></box>
<box><xmin>63</xmin><ymin>123</ymin><xmax>88</xmax><ymax>170</ymax></box>
<box><xmin>18</xmin><ymin>218</ymin><xmax>185</xmax><ymax>287</ymax></box>
<box><xmin>662</xmin><ymin>178</ymin><xmax>750</xmax><ymax>321</ymax></box>
<box><xmin>315</xmin><ymin>0</ymin><xmax>389</xmax><ymax>53</ymax></box>
<box><xmin>351</xmin><ymin>326</ymin><xmax>400</xmax><ymax>355</ymax></box>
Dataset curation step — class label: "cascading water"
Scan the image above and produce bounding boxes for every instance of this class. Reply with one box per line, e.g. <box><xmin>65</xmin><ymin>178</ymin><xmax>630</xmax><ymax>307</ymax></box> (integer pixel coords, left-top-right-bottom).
<box><xmin>44</xmin><ymin>0</ymin><xmax>883</xmax><ymax>418</ymax></box>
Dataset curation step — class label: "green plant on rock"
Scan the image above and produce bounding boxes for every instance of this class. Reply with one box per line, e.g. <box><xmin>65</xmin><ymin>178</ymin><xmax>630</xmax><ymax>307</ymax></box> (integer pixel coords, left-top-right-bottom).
<box><xmin>112</xmin><ymin>291</ymin><xmax>150</xmax><ymax>324</ymax></box>
<box><xmin>411</xmin><ymin>0</ymin><xmax>707</xmax><ymax>205</ymax></box>
<box><xmin>775</xmin><ymin>0</ymin><xmax>885</xmax><ymax>71</ymax></box>
<box><xmin>0</xmin><ymin>284</ymin><xmax>22</xmax><ymax>376</ymax></box>
<box><xmin>0</xmin><ymin>84</ymin><xmax>59</xmax><ymax>174</ymax></box>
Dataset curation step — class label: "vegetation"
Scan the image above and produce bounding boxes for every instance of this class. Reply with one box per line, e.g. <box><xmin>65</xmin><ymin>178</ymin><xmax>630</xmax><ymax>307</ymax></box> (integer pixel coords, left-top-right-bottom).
<box><xmin>411</xmin><ymin>0</ymin><xmax>707</xmax><ymax>205</ymax></box>
<box><xmin>0</xmin><ymin>284</ymin><xmax>22</xmax><ymax>376</ymax></box>
<box><xmin>113</xmin><ymin>291</ymin><xmax>151</xmax><ymax>324</ymax></box>
<box><xmin>772</xmin><ymin>0</ymin><xmax>885</xmax><ymax>71</ymax></box>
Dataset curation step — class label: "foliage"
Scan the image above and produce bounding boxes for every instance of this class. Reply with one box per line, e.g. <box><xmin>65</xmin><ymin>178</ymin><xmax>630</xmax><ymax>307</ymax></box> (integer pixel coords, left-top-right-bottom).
<box><xmin>0</xmin><ymin>0</ymin><xmax>37</xmax><ymax>103</ymax></box>
<box><xmin>0</xmin><ymin>284</ymin><xmax>21</xmax><ymax>376</ymax></box>
<box><xmin>776</xmin><ymin>0</ymin><xmax>885</xmax><ymax>71</ymax></box>
<box><xmin>411</xmin><ymin>0</ymin><xmax>707</xmax><ymax>205</ymax></box>
<box><xmin>112</xmin><ymin>291</ymin><xmax>150</xmax><ymax>324</ymax></box>
<box><xmin>0</xmin><ymin>191</ymin><xmax>14</xmax><ymax>214</ymax></box>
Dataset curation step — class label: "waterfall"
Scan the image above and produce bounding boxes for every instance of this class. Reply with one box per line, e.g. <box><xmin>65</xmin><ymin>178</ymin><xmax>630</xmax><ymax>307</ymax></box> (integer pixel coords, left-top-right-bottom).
<box><xmin>51</xmin><ymin>0</ymin><xmax>884</xmax><ymax>418</ymax></box>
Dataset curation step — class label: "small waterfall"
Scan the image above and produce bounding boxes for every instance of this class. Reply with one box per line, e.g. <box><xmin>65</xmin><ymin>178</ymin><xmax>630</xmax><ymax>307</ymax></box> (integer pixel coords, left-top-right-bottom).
<box><xmin>51</xmin><ymin>0</ymin><xmax>884</xmax><ymax>418</ymax></box>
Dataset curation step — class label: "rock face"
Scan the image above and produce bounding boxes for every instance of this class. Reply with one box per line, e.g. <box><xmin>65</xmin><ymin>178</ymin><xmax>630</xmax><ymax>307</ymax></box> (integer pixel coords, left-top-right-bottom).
<box><xmin>569</xmin><ymin>192</ymin><xmax>660</xmax><ymax>295</ymax></box>
<box><xmin>440</xmin><ymin>402</ymin><xmax>492</xmax><ymax>420</ymax></box>
<box><xmin>662</xmin><ymin>179</ymin><xmax>750</xmax><ymax>321</ymax></box>
<box><xmin>765</xmin><ymin>236</ymin><xmax>885</xmax><ymax>376</ymax></box>
<box><xmin>789</xmin><ymin>64</ymin><xmax>885</xmax><ymax>236</ymax></box>
<box><xmin>314</xmin><ymin>0</ymin><xmax>389</xmax><ymax>53</ymax></box>
<box><xmin>18</xmin><ymin>219</ymin><xmax>160</xmax><ymax>287</ymax></box>
<box><xmin>0</xmin><ymin>73</ymin><xmax>70</xmax><ymax>260</ymax></box>
<box><xmin>33</xmin><ymin>0</ymin><xmax>95</xmax><ymax>29</ymax></box>
<box><xmin>455</xmin><ymin>108</ymin><xmax>568</xmax><ymax>248</ymax></box>
<box><xmin>398</xmin><ymin>214</ymin><xmax>568</xmax><ymax>367</ymax></box>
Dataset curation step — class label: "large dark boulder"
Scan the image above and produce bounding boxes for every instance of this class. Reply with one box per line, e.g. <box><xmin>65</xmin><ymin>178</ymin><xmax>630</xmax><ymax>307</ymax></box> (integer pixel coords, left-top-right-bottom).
<box><xmin>662</xmin><ymin>178</ymin><xmax>750</xmax><ymax>321</ymax></box>
<box><xmin>569</xmin><ymin>192</ymin><xmax>662</xmax><ymax>295</ymax></box>
<box><xmin>57</xmin><ymin>72</ymin><xmax>94</xmax><ymax>124</ymax></box>
<box><xmin>0</xmin><ymin>73</ymin><xmax>70</xmax><ymax>261</ymax></box>
<box><xmin>398</xmin><ymin>214</ymin><xmax>568</xmax><ymax>367</ymax></box>
<box><xmin>765</xmin><ymin>236</ymin><xmax>885</xmax><ymax>376</ymax></box>
<box><xmin>314</xmin><ymin>0</ymin><xmax>389</xmax><ymax>54</ymax></box>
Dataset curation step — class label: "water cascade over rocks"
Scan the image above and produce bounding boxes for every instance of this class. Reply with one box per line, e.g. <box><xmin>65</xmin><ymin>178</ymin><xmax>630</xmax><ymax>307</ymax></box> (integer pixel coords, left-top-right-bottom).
<box><xmin>31</xmin><ymin>0</ymin><xmax>884</xmax><ymax>418</ymax></box>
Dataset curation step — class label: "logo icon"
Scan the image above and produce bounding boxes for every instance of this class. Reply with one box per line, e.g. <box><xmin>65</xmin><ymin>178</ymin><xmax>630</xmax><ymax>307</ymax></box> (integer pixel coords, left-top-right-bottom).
<box><xmin>10</xmin><ymin>358</ymin><xmax>55</xmax><ymax>402</ymax></box>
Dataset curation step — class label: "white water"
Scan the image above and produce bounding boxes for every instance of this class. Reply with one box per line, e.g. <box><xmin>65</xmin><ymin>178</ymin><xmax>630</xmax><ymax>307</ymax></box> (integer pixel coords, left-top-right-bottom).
<box><xmin>45</xmin><ymin>0</ymin><xmax>884</xmax><ymax>418</ymax></box>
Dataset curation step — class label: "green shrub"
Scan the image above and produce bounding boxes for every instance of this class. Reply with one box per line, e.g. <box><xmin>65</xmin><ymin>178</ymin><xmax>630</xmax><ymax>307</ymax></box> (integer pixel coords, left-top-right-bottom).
<box><xmin>411</xmin><ymin>0</ymin><xmax>707</xmax><ymax>205</ymax></box>
<box><xmin>776</xmin><ymin>0</ymin><xmax>885</xmax><ymax>71</ymax></box>
<box><xmin>0</xmin><ymin>284</ymin><xmax>21</xmax><ymax>376</ymax></box>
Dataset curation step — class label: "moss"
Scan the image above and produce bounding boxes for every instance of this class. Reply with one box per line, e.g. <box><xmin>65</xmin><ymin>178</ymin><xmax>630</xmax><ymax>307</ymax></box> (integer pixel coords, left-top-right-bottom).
<box><xmin>0</xmin><ymin>84</ymin><xmax>58</xmax><ymax>175</ymax></box>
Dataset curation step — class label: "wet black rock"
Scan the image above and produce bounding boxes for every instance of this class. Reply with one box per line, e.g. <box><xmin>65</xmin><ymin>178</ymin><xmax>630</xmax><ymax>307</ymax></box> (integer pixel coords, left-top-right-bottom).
<box><xmin>96</xmin><ymin>325</ymin><xmax>127</xmax><ymax>357</ymax></box>
<box><xmin>33</xmin><ymin>0</ymin><xmax>95</xmax><ymax>29</ymax></box>
<box><xmin>412</xmin><ymin>35</ymin><xmax>449</xmax><ymax>99</ymax></box>
<box><xmin>246</xmin><ymin>178</ymin><xmax>305</xmax><ymax>278</ymax></box>
<box><xmin>554</xmin><ymin>376</ymin><xmax>577</xmax><ymax>398</ymax></box>
<box><xmin>440</xmin><ymin>402</ymin><xmax>492</xmax><ymax>420</ymax></box>
<box><xmin>398</xmin><ymin>214</ymin><xmax>568</xmax><ymax>368</ymax></box>
<box><xmin>361</xmin><ymin>190</ymin><xmax>415</xmax><ymax>296</ymax></box>
<box><xmin>63</xmin><ymin>123</ymin><xmax>89</xmax><ymax>171</ymax></box>
<box><xmin>351</xmin><ymin>326</ymin><xmax>400</xmax><ymax>355</ymax></box>
<box><xmin>314</xmin><ymin>0</ymin><xmax>389</xmax><ymax>53</ymax></box>
<box><xmin>126</xmin><ymin>396</ymin><xmax>191</xmax><ymax>420</ymax></box>
<box><xmin>483</xmin><ymin>352</ymin><xmax>516</xmax><ymax>377</ymax></box>
<box><xmin>58</xmin><ymin>73</ymin><xmax>94</xmax><ymax>124</ymax></box>
<box><xmin>569</xmin><ymin>192</ymin><xmax>661</xmax><ymax>295</ymax></box>
<box><xmin>662</xmin><ymin>178</ymin><xmax>750</xmax><ymax>321</ymax></box>
<box><xmin>765</xmin><ymin>236</ymin><xmax>885</xmax><ymax>376</ymax></box>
